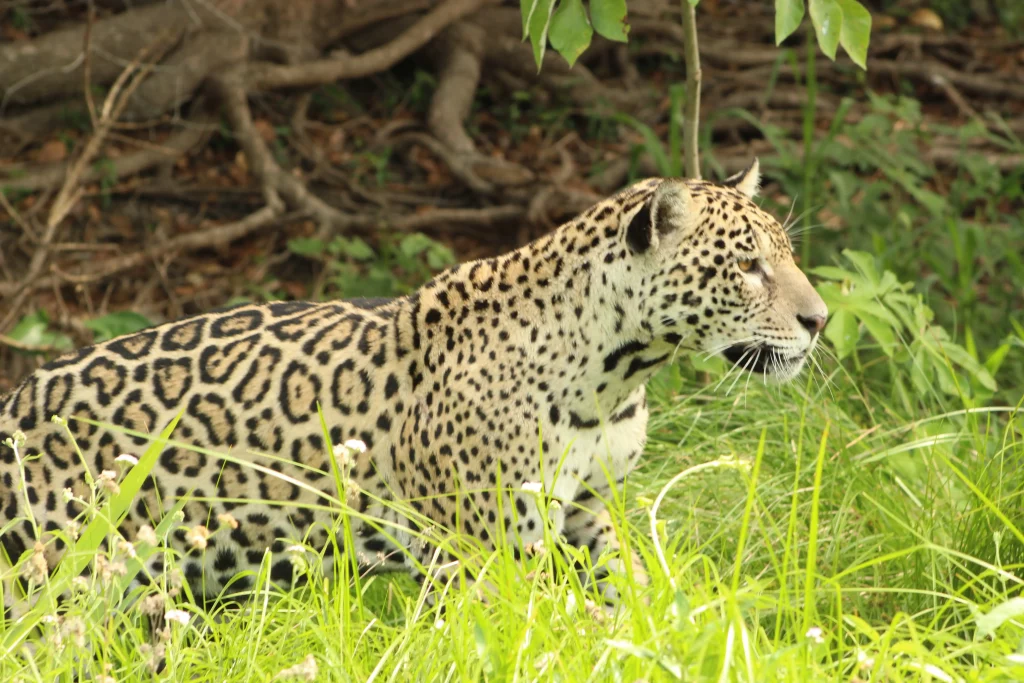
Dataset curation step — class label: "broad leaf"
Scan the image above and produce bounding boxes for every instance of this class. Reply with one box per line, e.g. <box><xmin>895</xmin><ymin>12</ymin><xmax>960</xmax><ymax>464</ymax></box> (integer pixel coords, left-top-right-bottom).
<box><xmin>836</xmin><ymin>0</ymin><xmax>871</xmax><ymax>69</ymax></box>
<box><xmin>84</xmin><ymin>311</ymin><xmax>153</xmax><ymax>343</ymax></box>
<box><xmin>775</xmin><ymin>0</ymin><xmax>805</xmax><ymax>44</ymax></box>
<box><xmin>824</xmin><ymin>307</ymin><xmax>859</xmax><ymax>360</ymax></box>
<box><xmin>549</xmin><ymin>0</ymin><xmax>593</xmax><ymax>67</ymax></box>
<box><xmin>857</xmin><ymin>312</ymin><xmax>896</xmax><ymax>356</ymax></box>
<box><xmin>526</xmin><ymin>0</ymin><xmax>557</xmax><ymax>69</ymax></box>
<box><xmin>975</xmin><ymin>597</ymin><xmax>1024</xmax><ymax>640</ymax></box>
<box><xmin>7</xmin><ymin>310</ymin><xmax>73</xmax><ymax>352</ymax></box>
<box><xmin>287</xmin><ymin>237</ymin><xmax>325</xmax><ymax>257</ymax></box>
<box><xmin>809</xmin><ymin>0</ymin><xmax>842</xmax><ymax>59</ymax></box>
<box><xmin>590</xmin><ymin>0</ymin><xmax>629</xmax><ymax>42</ymax></box>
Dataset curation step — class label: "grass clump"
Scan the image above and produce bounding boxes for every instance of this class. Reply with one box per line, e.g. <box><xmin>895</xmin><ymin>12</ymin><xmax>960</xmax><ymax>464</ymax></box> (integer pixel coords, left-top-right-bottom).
<box><xmin>2</xmin><ymin>314</ymin><xmax>1023</xmax><ymax>681</ymax></box>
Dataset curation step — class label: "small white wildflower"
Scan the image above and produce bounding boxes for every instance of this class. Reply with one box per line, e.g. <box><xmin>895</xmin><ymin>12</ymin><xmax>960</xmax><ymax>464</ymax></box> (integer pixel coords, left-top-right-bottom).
<box><xmin>171</xmin><ymin>510</ymin><xmax>185</xmax><ymax>523</ymax></box>
<box><xmin>857</xmin><ymin>649</ymin><xmax>875</xmax><ymax>670</ymax></box>
<box><xmin>525</xmin><ymin>539</ymin><xmax>547</xmax><ymax>557</ymax></box>
<box><xmin>139</xmin><ymin>594</ymin><xmax>165</xmax><ymax>617</ymax></box>
<box><xmin>21</xmin><ymin>541</ymin><xmax>48</xmax><ymax>585</ymax></box>
<box><xmin>71</xmin><ymin>576</ymin><xmax>89</xmax><ymax>592</ymax></box>
<box><xmin>98</xmin><ymin>469</ymin><xmax>120</xmax><ymax>495</ymax></box>
<box><xmin>50</xmin><ymin>415</ymin><xmax>67</xmax><ymax>427</ymax></box>
<box><xmin>286</xmin><ymin>545</ymin><xmax>308</xmax><ymax>574</ymax></box>
<box><xmin>137</xmin><ymin>524</ymin><xmax>158</xmax><ymax>546</ymax></box>
<box><xmin>344</xmin><ymin>479</ymin><xmax>362</xmax><ymax>503</ymax></box>
<box><xmin>434</xmin><ymin>618</ymin><xmax>445</xmax><ymax>630</ymax></box>
<box><xmin>184</xmin><ymin>525</ymin><xmax>210</xmax><ymax>550</ymax></box>
<box><xmin>521</xmin><ymin>481</ymin><xmax>543</xmax><ymax>494</ymax></box>
<box><xmin>61</xmin><ymin>487</ymin><xmax>74</xmax><ymax>502</ymax></box>
<box><xmin>10</xmin><ymin>430</ymin><xmax>27</xmax><ymax>448</ymax></box>
<box><xmin>116</xmin><ymin>538</ymin><xmax>137</xmax><ymax>559</ymax></box>
<box><xmin>164</xmin><ymin>609</ymin><xmax>190</xmax><ymax>626</ymax></box>
<box><xmin>114</xmin><ymin>453</ymin><xmax>138</xmax><ymax>467</ymax></box>
<box><xmin>276</xmin><ymin>654</ymin><xmax>318</xmax><ymax>681</ymax></box>
<box><xmin>139</xmin><ymin>643</ymin><xmax>166</xmax><ymax>674</ymax></box>
<box><xmin>217</xmin><ymin>512</ymin><xmax>239</xmax><ymax>530</ymax></box>
<box><xmin>549</xmin><ymin>499</ymin><xmax>562</xmax><ymax>510</ymax></box>
<box><xmin>584</xmin><ymin>599</ymin><xmax>607</xmax><ymax>623</ymax></box>
<box><xmin>66</xmin><ymin>519</ymin><xmax>80</xmax><ymax>540</ymax></box>
<box><xmin>333</xmin><ymin>439</ymin><xmax>366</xmax><ymax>472</ymax></box>
<box><xmin>343</xmin><ymin>439</ymin><xmax>367</xmax><ymax>454</ymax></box>
<box><xmin>94</xmin><ymin>554</ymin><xmax>127</xmax><ymax>582</ymax></box>
<box><xmin>62</xmin><ymin>616</ymin><xmax>86</xmax><ymax>649</ymax></box>
<box><xmin>805</xmin><ymin>626</ymin><xmax>824</xmax><ymax>644</ymax></box>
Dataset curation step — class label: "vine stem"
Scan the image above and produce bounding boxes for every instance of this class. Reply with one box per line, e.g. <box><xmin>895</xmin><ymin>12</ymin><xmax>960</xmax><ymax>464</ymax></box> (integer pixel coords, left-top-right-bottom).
<box><xmin>680</xmin><ymin>0</ymin><xmax>702</xmax><ymax>179</ymax></box>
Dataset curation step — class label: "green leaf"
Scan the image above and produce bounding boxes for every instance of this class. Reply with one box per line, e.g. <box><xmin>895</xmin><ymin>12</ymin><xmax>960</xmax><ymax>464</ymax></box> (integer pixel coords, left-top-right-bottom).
<box><xmin>338</xmin><ymin>237</ymin><xmax>376</xmax><ymax>262</ymax></box>
<box><xmin>842</xmin><ymin>249</ymin><xmax>879</xmax><ymax>282</ymax></box>
<box><xmin>857</xmin><ymin>312</ymin><xmax>897</xmax><ymax>357</ymax></box>
<box><xmin>426</xmin><ymin>245</ymin><xmax>456</xmax><ymax>270</ymax></box>
<box><xmin>836</xmin><ymin>0</ymin><xmax>871</xmax><ymax>69</ymax></box>
<box><xmin>810</xmin><ymin>265</ymin><xmax>855</xmax><ymax>282</ymax></box>
<box><xmin>84</xmin><ymin>311</ymin><xmax>153</xmax><ymax>343</ymax></box>
<box><xmin>824</xmin><ymin>308</ymin><xmax>859</xmax><ymax>360</ymax></box>
<box><xmin>808</xmin><ymin>0</ymin><xmax>842</xmax><ymax>59</ymax></box>
<box><xmin>775</xmin><ymin>0</ymin><xmax>805</xmax><ymax>44</ymax></box>
<box><xmin>287</xmin><ymin>237</ymin><xmax>325</xmax><ymax>258</ymax></box>
<box><xmin>975</xmin><ymin>597</ymin><xmax>1024</xmax><ymax>640</ymax></box>
<box><xmin>549</xmin><ymin>0</ymin><xmax>593</xmax><ymax>67</ymax></box>
<box><xmin>399</xmin><ymin>233</ymin><xmax>436</xmax><ymax>259</ymax></box>
<box><xmin>521</xmin><ymin>0</ymin><xmax>541</xmax><ymax>36</ymax></box>
<box><xmin>526</xmin><ymin>0</ymin><xmax>557</xmax><ymax>69</ymax></box>
<box><xmin>590</xmin><ymin>0</ymin><xmax>629</xmax><ymax>42</ymax></box>
<box><xmin>7</xmin><ymin>310</ymin><xmax>73</xmax><ymax>352</ymax></box>
<box><xmin>984</xmin><ymin>343</ymin><xmax>1011</xmax><ymax>376</ymax></box>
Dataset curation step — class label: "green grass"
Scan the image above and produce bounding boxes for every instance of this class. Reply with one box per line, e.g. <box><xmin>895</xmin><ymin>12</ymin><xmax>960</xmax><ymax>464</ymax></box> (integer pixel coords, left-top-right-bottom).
<box><xmin>3</xmin><ymin>338</ymin><xmax>1024</xmax><ymax>680</ymax></box>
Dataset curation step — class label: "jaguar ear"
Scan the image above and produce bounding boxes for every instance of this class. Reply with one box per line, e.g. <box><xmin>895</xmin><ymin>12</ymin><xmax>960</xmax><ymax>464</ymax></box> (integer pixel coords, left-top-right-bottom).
<box><xmin>625</xmin><ymin>180</ymin><xmax>692</xmax><ymax>253</ymax></box>
<box><xmin>723</xmin><ymin>158</ymin><xmax>761</xmax><ymax>198</ymax></box>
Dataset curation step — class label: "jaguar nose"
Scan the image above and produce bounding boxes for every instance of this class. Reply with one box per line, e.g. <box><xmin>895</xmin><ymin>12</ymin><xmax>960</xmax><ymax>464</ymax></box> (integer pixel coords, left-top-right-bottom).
<box><xmin>797</xmin><ymin>313</ymin><xmax>826</xmax><ymax>336</ymax></box>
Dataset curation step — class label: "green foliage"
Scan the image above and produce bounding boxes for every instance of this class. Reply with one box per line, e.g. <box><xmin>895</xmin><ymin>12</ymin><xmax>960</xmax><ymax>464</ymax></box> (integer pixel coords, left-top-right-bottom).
<box><xmin>83</xmin><ymin>311</ymin><xmax>154</xmax><ymax>343</ymax></box>
<box><xmin>5</xmin><ymin>317</ymin><xmax>1024</xmax><ymax>678</ymax></box>
<box><xmin>287</xmin><ymin>232</ymin><xmax>455</xmax><ymax>299</ymax></box>
<box><xmin>549</xmin><ymin>0</ymin><xmax>593</xmax><ymax>67</ymax></box>
<box><xmin>523</xmin><ymin>0</ymin><xmax>871</xmax><ymax>70</ymax></box>
<box><xmin>523</xmin><ymin>0</ymin><xmax>629</xmax><ymax>68</ymax></box>
<box><xmin>6</xmin><ymin>311</ymin><xmax>73</xmax><ymax>352</ymax></box>
<box><xmin>813</xmin><ymin>250</ymin><xmax>998</xmax><ymax>402</ymax></box>
<box><xmin>6</xmin><ymin>310</ymin><xmax>154</xmax><ymax>354</ymax></box>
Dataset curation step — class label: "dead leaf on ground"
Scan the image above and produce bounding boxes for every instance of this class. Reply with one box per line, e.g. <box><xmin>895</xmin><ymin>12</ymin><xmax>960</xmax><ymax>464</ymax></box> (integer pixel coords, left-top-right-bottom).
<box><xmin>35</xmin><ymin>140</ymin><xmax>67</xmax><ymax>163</ymax></box>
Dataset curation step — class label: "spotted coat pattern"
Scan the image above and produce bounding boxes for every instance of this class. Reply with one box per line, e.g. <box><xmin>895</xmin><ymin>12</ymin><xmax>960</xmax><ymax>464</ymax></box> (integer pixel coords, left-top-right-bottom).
<box><xmin>0</xmin><ymin>162</ymin><xmax>827</xmax><ymax>602</ymax></box>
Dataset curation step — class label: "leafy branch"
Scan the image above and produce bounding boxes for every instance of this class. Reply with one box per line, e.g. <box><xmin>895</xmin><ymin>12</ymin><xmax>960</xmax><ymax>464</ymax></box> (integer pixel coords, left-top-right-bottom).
<box><xmin>520</xmin><ymin>0</ymin><xmax>873</xmax><ymax>177</ymax></box>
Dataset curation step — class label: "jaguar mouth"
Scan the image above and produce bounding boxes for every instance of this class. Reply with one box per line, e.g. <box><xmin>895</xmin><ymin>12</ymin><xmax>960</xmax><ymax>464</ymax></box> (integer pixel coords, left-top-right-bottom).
<box><xmin>722</xmin><ymin>343</ymin><xmax>802</xmax><ymax>375</ymax></box>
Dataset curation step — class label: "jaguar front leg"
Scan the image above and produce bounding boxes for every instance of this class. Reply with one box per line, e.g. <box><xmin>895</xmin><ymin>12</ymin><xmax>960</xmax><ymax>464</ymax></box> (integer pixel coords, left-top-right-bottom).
<box><xmin>562</xmin><ymin>485</ymin><xmax>647</xmax><ymax>603</ymax></box>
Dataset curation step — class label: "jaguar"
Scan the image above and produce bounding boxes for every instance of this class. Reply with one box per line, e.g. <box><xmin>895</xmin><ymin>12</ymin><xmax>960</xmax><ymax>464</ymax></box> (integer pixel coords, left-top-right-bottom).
<box><xmin>0</xmin><ymin>160</ymin><xmax>827</xmax><ymax>605</ymax></box>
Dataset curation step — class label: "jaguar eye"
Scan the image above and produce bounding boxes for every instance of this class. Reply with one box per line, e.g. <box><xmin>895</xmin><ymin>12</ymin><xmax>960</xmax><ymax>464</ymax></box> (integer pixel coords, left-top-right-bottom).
<box><xmin>737</xmin><ymin>259</ymin><xmax>758</xmax><ymax>273</ymax></box>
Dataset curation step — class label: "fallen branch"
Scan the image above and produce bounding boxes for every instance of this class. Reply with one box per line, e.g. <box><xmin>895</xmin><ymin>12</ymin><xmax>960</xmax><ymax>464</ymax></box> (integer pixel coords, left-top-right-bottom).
<box><xmin>48</xmin><ymin>205</ymin><xmax>293</xmax><ymax>289</ymax></box>
<box><xmin>0</xmin><ymin>116</ymin><xmax>214</xmax><ymax>193</ymax></box>
<box><xmin>247</xmin><ymin>0</ymin><xmax>496</xmax><ymax>91</ymax></box>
